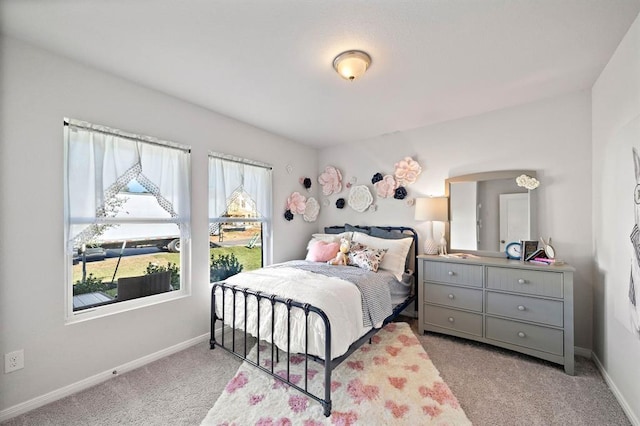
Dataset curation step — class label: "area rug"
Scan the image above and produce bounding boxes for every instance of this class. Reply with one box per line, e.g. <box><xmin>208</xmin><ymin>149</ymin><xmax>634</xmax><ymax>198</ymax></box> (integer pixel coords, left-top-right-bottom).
<box><xmin>201</xmin><ymin>322</ymin><xmax>471</xmax><ymax>425</ymax></box>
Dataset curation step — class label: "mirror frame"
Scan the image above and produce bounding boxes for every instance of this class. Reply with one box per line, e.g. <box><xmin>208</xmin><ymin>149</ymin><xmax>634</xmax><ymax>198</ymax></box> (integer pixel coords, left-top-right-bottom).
<box><xmin>445</xmin><ymin>170</ymin><xmax>538</xmax><ymax>257</ymax></box>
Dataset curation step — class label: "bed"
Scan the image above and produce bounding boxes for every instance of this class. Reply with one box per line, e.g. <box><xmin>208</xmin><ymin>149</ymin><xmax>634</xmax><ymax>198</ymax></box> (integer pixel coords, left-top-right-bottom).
<box><xmin>210</xmin><ymin>225</ymin><xmax>418</xmax><ymax>416</ymax></box>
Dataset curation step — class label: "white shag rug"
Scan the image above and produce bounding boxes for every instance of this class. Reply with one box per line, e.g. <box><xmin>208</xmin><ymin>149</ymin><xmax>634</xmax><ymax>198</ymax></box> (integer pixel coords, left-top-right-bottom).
<box><xmin>201</xmin><ymin>322</ymin><xmax>470</xmax><ymax>425</ymax></box>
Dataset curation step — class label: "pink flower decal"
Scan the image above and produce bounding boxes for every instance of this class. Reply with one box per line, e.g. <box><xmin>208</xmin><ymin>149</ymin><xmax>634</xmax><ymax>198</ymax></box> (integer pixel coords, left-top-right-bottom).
<box><xmin>347</xmin><ymin>360</ymin><xmax>364</xmax><ymax>371</ymax></box>
<box><xmin>347</xmin><ymin>378</ymin><xmax>379</xmax><ymax>404</ymax></box>
<box><xmin>371</xmin><ymin>335</ymin><xmax>381</xmax><ymax>344</ymax></box>
<box><xmin>385</xmin><ymin>346</ymin><xmax>401</xmax><ymax>357</ymax></box>
<box><xmin>384</xmin><ymin>323</ymin><xmax>397</xmax><ymax>332</ymax></box>
<box><xmin>276</xmin><ymin>370</ymin><xmax>301</xmax><ymax>385</ymax></box>
<box><xmin>286</xmin><ymin>192</ymin><xmax>307</xmax><ymax>214</ymax></box>
<box><xmin>423</xmin><ymin>405</ymin><xmax>443</xmax><ymax>417</ymax></box>
<box><xmin>288</xmin><ymin>395</ymin><xmax>309</xmax><ymax>413</ymax></box>
<box><xmin>225</xmin><ymin>371</ymin><xmax>248</xmax><ymax>393</ymax></box>
<box><xmin>360</xmin><ymin>346</ymin><xmax>371</xmax><ymax>352</ymax></box>
<box><xmin>373</xmin><ymin>356</ymin><xmax>389</xmax><ymax>365</ymax></box>
<box><xmin>397</xmin><ymin>334</ymin><xmax>420</xmax><ymax>346</ymax></box>
<box><xmin>388</xmin><ymin>376</ymin><xmax>408</xmax><ymax>390</ymax></box>
<box><xmin>374</xmin><ymin>174</ymin><xmax>397</xmax><ymax>198</ymax></box>
<box><xmin>330</xmin><ymin>411</ymin><xmax>358</xmax><ymax>425</ymax></box>
<box><xmin>394</xmin><ymin>157</ymin><xmax>422</xmax><ymax>186</ymax></box>
<box><xmin>249</xmin><ymin>394</ymin><xmax>265</xmax><ymax>405</ymax></box>
<box><xmin>419</xmin><ymin>382</ymin><xmax>460</xmax><ymax>408</ymax></box>
<box><xmin>318</xmin><ymin>166</ymin><xmax>342</xmax><ymax>195</ymax></box>
<box><xmin>385</xmin><ymin>400</ymin><xmax>410</xmax><ymax>419</ymax></box>
<box><xmin>403</xmin><ymin>364</ymin><xmax>420</xmax><ymax>372</ymax></box>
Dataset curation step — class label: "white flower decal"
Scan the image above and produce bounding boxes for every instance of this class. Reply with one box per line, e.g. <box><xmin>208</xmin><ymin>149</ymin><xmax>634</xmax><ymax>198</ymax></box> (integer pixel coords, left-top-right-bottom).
<box><xmin>516</xmin><ymin>174</ymin><xmax>540</xmax><ymax>190</ymax></box>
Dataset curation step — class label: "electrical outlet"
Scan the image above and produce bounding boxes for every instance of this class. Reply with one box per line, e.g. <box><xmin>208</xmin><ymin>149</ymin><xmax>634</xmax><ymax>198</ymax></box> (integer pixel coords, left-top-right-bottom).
<box><xmin>5</xmin><ymin>350</ymin><xmax>24</xmax><ymax>373</ymax></box>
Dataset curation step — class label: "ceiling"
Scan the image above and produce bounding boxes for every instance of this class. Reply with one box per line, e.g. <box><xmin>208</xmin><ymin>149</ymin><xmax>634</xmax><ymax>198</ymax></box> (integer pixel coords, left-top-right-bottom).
<box><xmin>1</xmin><ymin>0</ymin><xmax>639</xmax><ymax>148</ymax></box>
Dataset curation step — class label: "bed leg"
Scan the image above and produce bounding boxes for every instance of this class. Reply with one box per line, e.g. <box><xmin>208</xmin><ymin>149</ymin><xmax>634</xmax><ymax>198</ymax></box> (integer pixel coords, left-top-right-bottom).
<box><xmin>323</xmin><ymin>402</ymin><xmax>332</xmax><ymax>417</ymax></box>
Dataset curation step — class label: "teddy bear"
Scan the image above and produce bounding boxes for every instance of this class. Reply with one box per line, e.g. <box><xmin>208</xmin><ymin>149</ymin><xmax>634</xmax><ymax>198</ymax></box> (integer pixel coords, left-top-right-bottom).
<box><xmin>328</xmin><ymin>237</ymin><xmax>350</xmax><ymax>266</ymax></box>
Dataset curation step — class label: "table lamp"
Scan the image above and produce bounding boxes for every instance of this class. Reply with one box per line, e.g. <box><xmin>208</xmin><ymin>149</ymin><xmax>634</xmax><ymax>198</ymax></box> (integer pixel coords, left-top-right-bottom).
<box><xmin>415</xmin><ymin>197</ymin><xmax>449</xmax><ymax>255</ymax></box>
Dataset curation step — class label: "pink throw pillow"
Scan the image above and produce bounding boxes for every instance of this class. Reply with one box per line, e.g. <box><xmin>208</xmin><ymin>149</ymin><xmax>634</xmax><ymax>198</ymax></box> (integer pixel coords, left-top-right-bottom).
<box><xmin>305</xmin><ymin>240</ymin><xmax>340</xmax><ymax>262</ymax></box>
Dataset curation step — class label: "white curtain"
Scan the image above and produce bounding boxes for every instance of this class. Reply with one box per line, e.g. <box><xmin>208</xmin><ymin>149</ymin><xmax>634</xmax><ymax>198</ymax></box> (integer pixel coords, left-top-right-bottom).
<box><xmin>66</xmin><ymin>121</ymin><xmax>190</xmax><ymax>250</ymax></box>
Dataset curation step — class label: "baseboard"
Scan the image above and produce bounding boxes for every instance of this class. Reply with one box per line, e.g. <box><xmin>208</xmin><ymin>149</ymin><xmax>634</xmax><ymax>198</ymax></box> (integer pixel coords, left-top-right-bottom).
<box><xmin>574</xmin><ymin>345</ymin><xmax>592</xmax><ymax>358</ymax></box>
<box><xmin>0</xmin><ymin>333</ymin><xmax>210</xmax><ymax>423</ymax></box>
<box><xmin>592</xmin><ymin>352</ymin><xmax>640</xmax><ymax>426</ymax></box>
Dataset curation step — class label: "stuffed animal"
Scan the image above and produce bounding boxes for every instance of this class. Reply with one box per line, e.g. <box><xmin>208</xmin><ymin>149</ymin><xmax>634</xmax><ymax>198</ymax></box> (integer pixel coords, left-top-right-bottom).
<box><xmin>328</xmin><ymin>237</ymin><xmax>350</xmax><ymax>266</ymax></box>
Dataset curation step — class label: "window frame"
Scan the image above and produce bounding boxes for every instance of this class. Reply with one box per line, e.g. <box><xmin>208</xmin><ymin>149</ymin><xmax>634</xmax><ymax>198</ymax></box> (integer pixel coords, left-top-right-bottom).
<box><xmin>63</xmin><ymin>119</ymin><xmax>191</xmax><ymax>323</ymax></box>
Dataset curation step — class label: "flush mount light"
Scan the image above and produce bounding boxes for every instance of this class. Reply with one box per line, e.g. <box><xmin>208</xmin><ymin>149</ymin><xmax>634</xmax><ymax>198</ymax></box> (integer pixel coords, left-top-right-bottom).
<box><xmin>332</xmin><ymin>50</ymin><xmax>371</xmax><ymax>81</ymax></box>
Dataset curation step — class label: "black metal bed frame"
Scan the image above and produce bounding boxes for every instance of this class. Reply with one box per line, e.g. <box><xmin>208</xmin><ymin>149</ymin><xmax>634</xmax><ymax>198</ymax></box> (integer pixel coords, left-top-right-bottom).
<box><xmin>210</xmin><ymin>226</ymin><xmax>418</xmax><ymax>417</ymax></box>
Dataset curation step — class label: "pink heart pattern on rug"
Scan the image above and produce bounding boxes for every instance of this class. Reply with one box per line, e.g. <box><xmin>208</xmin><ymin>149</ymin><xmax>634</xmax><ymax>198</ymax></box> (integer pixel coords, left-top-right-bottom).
<box><xmin>202</xmin><ymin>322</ymin><xmax>471</xmax><ymax>425</ymax></box>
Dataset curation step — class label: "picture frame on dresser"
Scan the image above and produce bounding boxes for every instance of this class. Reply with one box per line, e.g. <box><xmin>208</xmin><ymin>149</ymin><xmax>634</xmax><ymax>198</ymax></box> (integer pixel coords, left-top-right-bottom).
<box><xmin>417</xmin><ymin>254</ymin><xmax>575</xmax><ymax>375</ymax></box>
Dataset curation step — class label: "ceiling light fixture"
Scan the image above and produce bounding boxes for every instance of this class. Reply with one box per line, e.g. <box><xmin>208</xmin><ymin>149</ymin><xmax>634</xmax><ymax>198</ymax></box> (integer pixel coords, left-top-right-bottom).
<box><xmin>332</xmin><ymin>50</ymin><xmax>371</xmax><ymax>81</ymax></box>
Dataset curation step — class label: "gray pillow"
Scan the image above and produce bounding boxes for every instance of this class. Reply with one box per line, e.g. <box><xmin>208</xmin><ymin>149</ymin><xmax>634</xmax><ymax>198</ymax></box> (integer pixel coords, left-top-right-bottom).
<box><xmin>324</xmin><ymin>226</ymin><xmax>346</xmax><ymax>234</ymax></box>
<box><xmin>345</xmin><ymin>223</ymin><xmax>370</xmax><ymax>235</ymax></box>
<box><xmin>370</xmin><ymin>226</ymin><xmax>412</xmax><ymax>240</ymax></box>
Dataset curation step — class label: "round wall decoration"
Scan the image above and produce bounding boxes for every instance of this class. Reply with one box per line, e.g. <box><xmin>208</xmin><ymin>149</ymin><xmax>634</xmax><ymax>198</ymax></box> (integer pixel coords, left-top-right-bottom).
<box><xmin>348</xmin><ymin>185</ymin><xmax>373</xmax><ymax>213</ymax></box>
<box><xmin>303</xmin><ymin>197</ymin><xmax>320</xmax><ymax>222</ymax></box>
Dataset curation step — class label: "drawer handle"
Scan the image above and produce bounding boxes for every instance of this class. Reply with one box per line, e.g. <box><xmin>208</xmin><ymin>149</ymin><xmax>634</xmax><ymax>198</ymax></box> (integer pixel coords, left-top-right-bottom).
<box><xmin>517</xmin><ymin>278</ymin><xmax>527</xmax><ymax>284</ymax></box>
<box><xmin>448</xmin><ymin>294</ymin><xmax>455</xmax><ymax>299</ymax></box>
<box><xmin>517</xmin><ymin>305</ymin><xmax>526</xmax><ymax>311</ymax></box>
<box><xmin>448</xmin><ymin>271</ymin><xmax>455</xmax><ymax>276</ymax></box>
<box><xmin>518</xmin><ymin>331</ymin><xmax>526</xmax><ymax>338</ymax></box>
<box><xmin>448</xmin><ymin>317</ymin><xmax>455</xmax><ymax>323</ymax></box>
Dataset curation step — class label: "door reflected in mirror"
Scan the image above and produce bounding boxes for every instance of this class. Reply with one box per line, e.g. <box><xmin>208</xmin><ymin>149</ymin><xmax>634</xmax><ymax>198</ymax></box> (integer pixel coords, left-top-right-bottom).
<box><xmin>446</xmin><ymin>170</ymin><xmax>537</xmax><ymax>256</ymax></box>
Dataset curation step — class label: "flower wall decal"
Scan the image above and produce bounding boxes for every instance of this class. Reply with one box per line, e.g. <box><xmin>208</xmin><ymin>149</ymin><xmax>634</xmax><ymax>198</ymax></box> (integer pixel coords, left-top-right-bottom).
<box><xmin>371</xmin><ymin>172</ymin><xmax>383</xmax><ymax>184</ymax></box>
<box><xmin>336</xmin><ymin>198</ymin><xmax>346</xmax><ymax>209</ymax></box>
<box><xmin>284</xmin><ymin>209</ymin><xmax>294</xmax><ymax>221</ymax></box>
<box><xmin>318</xmin><ymin>166</ymin><xmax>343</xmax><ymax>195</ymax></box>
<box><xmin>286</xmin><ymin>192</ymin><xmax>307</xmax><ymax>214</ymax></box>
<box><xmin>374</xmin><ymin>174</ymin><xmax>397</xmax><ymax>198</ymax></box>
<box><xmin>516</xmin><ymin>174</ymin><xmax>540</xmax><ymax>190</ymax></box>
<box><xmin>394</xmin><ymin>157</ymin><xmax>422</xmax><ymax>186</ymax></box>
<box><xmin>348</xmin><ymin>185</ymin><xmax>374</xmax><ymax>212</ymax></box>
<box><xmin>394</xmin><ymin>186</ymin><xmax>407</xmax><ymax>200</ymax></box>
<box><xmin>303</xmin><ymin>197</ymin><xmax>320</xmax><ymax>222</ymax></box>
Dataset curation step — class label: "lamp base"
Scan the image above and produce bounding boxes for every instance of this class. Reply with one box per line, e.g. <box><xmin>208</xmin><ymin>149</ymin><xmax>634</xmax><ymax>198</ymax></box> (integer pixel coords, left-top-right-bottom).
<box><xmin>424</xmin><ymin>239</ymin><xmax>439</xmax><ymax>255</ymax></box>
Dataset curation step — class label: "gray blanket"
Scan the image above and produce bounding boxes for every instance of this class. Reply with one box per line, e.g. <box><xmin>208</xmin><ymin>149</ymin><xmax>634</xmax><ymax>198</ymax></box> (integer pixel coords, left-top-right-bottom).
<box><xmin>268</xmin><ymin>260</ymin><xmax>394</xmax><ymax>327</ymax></box>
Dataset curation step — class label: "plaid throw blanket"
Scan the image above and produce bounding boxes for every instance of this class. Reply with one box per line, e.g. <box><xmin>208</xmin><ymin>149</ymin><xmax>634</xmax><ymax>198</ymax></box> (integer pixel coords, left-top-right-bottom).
<box><xmin>268</xmin><ymin>260</ymin><xmax>394</xmax><ymax>327</ymax></box>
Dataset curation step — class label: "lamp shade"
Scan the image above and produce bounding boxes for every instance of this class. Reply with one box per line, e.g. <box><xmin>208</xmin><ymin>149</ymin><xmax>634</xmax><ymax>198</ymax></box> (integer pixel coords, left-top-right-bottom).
<box><xmin>414</xmin><ymin>197</ymin><xmax>448</xmax><ymax>222</ymax></box>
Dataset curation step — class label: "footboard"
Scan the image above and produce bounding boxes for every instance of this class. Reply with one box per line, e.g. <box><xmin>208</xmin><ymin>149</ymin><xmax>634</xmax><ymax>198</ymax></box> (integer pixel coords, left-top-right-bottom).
<box><xmin>210</xmin><ymin>282</ymin><xmax>334</xmax><ymax>417</ymax></box>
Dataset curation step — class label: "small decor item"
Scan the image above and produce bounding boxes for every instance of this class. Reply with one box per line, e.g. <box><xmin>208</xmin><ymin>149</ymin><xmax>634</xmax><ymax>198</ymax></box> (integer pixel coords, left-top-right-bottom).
<box><xmin>368</xmin><ymin>204</ymin><xmax>378</xmax><ymax>212</ymax></box>
<box><xmin>505</xmin><ymin>242</ymin><xmax>522</xmax><ymax>260</ymax></box>
<box><xmin>303</xmin><ymin>197</ymin><xmax>320</xmax><ymax>222</ymax></box>
<box><xmin>405</xmin><ymin>198</ymin><xmax>415</xmax><ymax>207</ymax></box>
<box><xmin>516</xmin><ymin>174</ymin><xmax>540</xmax><ymax>190</ymax></box>
<box><xmin>394</xmin><ymin>157</ymin><xmax>422</xmax><ymax>186</ymax></box>
<box><xmin>285</xmin><ymin>164</ymin><xmax>293</xmax><ymax>175</ymax></box>
<box><xmin>374</xmin><ymin>174</ymin><xmax>397</xmax><ymax>198</ymax></box>
<box><xmin>348</xmin><ymin>185</ymin><xmax>374</xmax><ymax>212</ymax></box>
<box><xmin>322</xmin><ymin>198</ymin><xmax>330</xmax><ymax>207</ymax></box>
<box><xmin>318</xmin><ymin>166</ymin><xmax>342</xmax><ymax>195</ymax></box>
<box><xmin>299</xmin><ymin>177</ymin><xmax>312</xmax><ymax>191</ymax></box>
<box><xmin>327</xmin><ymin>237</ymin><xmax>350</xmax><ymax>266</ymax></box>
<box><xmin>371</xmin><ymin>172</ymin><xmax>383</xmax><ymax>184</ymax></box>
<box><xmin>540</xmin><ymin>237</ymin><xmax>555</xmax><ymax>259</ymax></box>
<box><xmin>393</xmin><ymin>186</ymin><xmax>407</xmax><ymax>200</ymax></box>
<box><xmin>521</xmin><ymin>240</ymin><xmax>539</xmax><ymax>261</ymax></box>
<box><xmin>335</xmin><ymin>198</ymin><xmax>346</xmax><ymax>209</ymax></box>
<box><xmin>286</xmin><ymin>191</ymin><xmax>307</xmax><ymax>214</ymax></box>
<box><xmin>284</xmin><ymin>209</ymin><xmax>294</xmax><ymax>221</ymax></box>
<box><xmin>438</xmin><ymin>233</ymin><xmax>448</xmax><ymax>256</ymax></box>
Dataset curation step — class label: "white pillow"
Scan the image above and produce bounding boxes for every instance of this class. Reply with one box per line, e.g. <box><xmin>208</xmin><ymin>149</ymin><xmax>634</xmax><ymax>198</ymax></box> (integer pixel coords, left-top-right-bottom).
<box><xmin>306</xmin><ymin>232</ymin><xmax>352</xmax><ymax>250</ymax></box>
<box><xmin>351</xmin><ymin>232</ymin><xmax>412</xmax><ymax>280</ymax></box>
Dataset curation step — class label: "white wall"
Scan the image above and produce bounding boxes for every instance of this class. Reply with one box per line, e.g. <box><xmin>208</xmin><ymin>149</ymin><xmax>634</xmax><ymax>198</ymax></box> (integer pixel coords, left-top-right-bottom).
<box><xmin>0</xmin><ymin>36</ymin><xmax>318</xmax><ymax>412</ymax></box>
<box><xmin>318</xmin><ymin>91</ymin><xmax>593</xmax><ymax>349</ymax></box>
<box><xmin>592</xmin><ymin>13</ymin><xmax>640</xmax><ymax>424</ymax></box>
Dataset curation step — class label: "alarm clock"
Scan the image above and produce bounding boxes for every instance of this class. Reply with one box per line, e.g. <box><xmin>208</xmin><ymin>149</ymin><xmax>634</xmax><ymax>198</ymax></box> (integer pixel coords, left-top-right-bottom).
<box><xmin>505</xmin><ymin>242</ymin><xmax>522</xmax><ymax>260</ymax></box>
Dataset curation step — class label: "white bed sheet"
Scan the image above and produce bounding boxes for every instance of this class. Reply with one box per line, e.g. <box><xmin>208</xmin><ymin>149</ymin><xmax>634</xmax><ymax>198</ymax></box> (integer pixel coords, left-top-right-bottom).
<box><xmin>214</xmin><ymin>266</ymin><xmax>372</xmax><ymax>359</ymax></box>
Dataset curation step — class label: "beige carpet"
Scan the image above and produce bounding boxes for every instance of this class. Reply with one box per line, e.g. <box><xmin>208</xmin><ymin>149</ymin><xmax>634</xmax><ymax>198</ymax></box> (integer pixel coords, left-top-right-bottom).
<box><xmin>201</xmin><ymin>322</ymin><xmax>470</xmax><ymax>425</ymax></box>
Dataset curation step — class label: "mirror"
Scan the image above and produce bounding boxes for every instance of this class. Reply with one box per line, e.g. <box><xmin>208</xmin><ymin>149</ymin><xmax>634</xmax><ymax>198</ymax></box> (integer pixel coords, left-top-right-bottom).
<box><xmin>445</xmin><ymin>170</ymin><xmax>537</xmax><ymax>257</ymax></box>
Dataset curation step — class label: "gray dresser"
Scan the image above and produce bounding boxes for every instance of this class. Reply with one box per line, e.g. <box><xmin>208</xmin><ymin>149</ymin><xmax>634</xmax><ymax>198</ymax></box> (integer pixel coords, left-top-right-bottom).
<box><xmin>418</xmin><ymin>254</ymin><xmax>575</xmax><ymax>374</ymax></box>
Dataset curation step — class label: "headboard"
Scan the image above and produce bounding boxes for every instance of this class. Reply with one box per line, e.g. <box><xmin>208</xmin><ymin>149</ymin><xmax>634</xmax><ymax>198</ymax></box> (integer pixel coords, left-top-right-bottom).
<box><xmin>324</xmin><ymin>225</ymin><xmax>419</xmax><ymax>290</ymax></box>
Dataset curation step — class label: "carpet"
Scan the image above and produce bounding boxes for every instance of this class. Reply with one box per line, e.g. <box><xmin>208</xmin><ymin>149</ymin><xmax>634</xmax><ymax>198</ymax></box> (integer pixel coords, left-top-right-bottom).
<box><xmin>201</xmin><ymin>322</ymin><xmax>471</xmax><ymax>425</ymax></box>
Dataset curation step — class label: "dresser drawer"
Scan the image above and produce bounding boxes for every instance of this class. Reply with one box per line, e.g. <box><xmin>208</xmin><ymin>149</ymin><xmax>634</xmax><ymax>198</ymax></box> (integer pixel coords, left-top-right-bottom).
<box><xmin>486</xmin><ymin>267</ymin><xmax>563</xmax><ymax>298</ymax></box>
<box><xmin>424</xmin><ymin>283</ymin><xmax>483</xmax><ymax>312</ymax></box>
<box><xmin>486</xmin><ymin>291</ymin><xmax>563</xmax><ymax>327</ymax></box>
<box><xmin>423</xmin><ymin>261</ymin><xmax>483</xmax><ymax>288</ymax></box>
<box><xmin>485</xmin><ymin>316</ymin><xmax>563</xmax><ymax>356</ymax></box>
<box><xmin>424</xmin><ymin>304</ymin><xmax>483</xmax><ymax>337</ymax></box>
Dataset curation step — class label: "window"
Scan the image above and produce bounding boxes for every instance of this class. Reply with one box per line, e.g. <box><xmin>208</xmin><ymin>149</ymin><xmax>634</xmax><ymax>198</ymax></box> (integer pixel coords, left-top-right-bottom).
<box><xmin>64</xmin><ymin>119</ymin><xmax>191</xmax><ymax>320</ymax></box>
<box><xmin>208</xmin><ymin>154</ymin><xmax>272</xmax><ymax>282</ymax></box>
